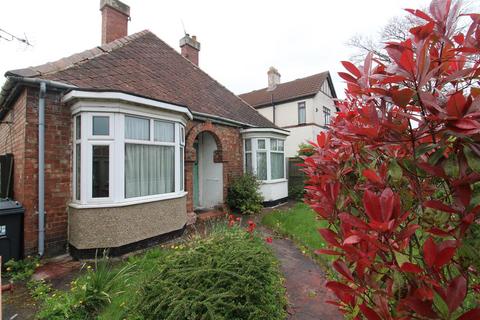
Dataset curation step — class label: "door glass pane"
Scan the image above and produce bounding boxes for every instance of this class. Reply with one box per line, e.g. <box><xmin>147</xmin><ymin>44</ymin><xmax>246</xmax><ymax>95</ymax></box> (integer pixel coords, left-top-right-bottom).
<box><xmin>125</xmin><ymin>116</ymin><xmax>150</xmax><ymax>140</ymax></box>
<box><xmin>75</xmin><ymin>116</ymin><xmax>81</xmax><ymax>140</ymax></box>
<box><xmin>271</xmin><ymin>153</ymin><xmax>285</xmax><ymax>179</ymax></box>
<box><xmin>125</xmin><ymin>144</ymin><xmax>175</xmax><ymax>198</ymax></box>
<box><xmin>92</xmin><ymin>116</ymin><xmax>109</xmax><ymax>136</ymax></box>
<box><xmin>75</xmin><ymin>143</ymin><xmax>81</xmax><ymax>200</ymax></box>
<box><xmin>154</xmin><ymin>120</ymin><xmax>175</xmax><ymax>142</ymax></box>
<box><xmin>92</xmin><ymin>145</ymin><xmax>109</xmax><ymax>198</ymax></box>
<box><xmin>256</xmin><ymin>151</ymin><xmax>267</xmax><ymax>180</ymax></box>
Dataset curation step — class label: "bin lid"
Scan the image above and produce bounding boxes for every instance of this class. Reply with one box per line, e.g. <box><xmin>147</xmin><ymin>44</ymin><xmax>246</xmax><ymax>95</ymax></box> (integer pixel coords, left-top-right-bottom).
<box><xmin>0</xmin><ymin>199</ymin><xmax>24</xmax><ymax>215</ymax></box>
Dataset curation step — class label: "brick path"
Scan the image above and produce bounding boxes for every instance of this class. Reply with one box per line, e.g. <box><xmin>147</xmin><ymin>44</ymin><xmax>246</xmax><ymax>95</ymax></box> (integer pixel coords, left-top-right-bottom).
<box><xmin>260</xmin><ymin>227</ymin><xmax>343</xmax><ymax>320</ymax></box>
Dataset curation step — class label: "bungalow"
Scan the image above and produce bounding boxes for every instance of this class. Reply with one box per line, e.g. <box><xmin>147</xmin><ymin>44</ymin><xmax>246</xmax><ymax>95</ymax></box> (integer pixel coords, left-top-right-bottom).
<box><xmin>0</xmin><ymin>0</ymin><xmax>288</xmax><ymax>258</ymax></box>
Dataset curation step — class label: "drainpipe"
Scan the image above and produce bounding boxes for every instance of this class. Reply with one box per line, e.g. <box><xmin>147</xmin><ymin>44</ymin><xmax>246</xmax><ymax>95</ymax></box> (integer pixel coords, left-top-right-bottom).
<box><xmin>38</xmin><ymin>82</ymin><xmax>46</xmax><ymax>256</ymax></box>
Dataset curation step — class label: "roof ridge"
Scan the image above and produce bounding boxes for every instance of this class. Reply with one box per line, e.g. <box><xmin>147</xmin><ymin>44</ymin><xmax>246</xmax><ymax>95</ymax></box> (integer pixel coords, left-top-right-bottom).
<box><xmin>6</xmin><ymin>30</ymin><xmax>152</xmax><ymax>78</ymax></box>
<box><xmin>239</xmin><ymin>71</ymin><xmax>329</xmax><ymax>96</ymax></box>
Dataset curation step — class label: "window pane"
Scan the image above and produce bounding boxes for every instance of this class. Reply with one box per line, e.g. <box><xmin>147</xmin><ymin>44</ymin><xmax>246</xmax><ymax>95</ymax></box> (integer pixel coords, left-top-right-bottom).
<box><xmin>75</xmin><ymin>116</ymin><xmax>81</xmax><ymax>140</ymax></box>
<box><xmin>245</xmin><ymin>153</ymin><xmax>253</xmax><ymax>174</ymax></box>
<box><xmin>180</xmin><ymin>126</ymin><xmax>185</xmax><ymax>145</ymax></box>
<box><xmin>256</xmin><ymin>151</ymin><xmax>267</xmax><ymax>180</ymax></box>
<box><xmin>92</xmin><ymin>145</ymin><xmax>109</xmax><ymax>198</ymax></box>
<box><xmin>180</xmin><ymin>147</ymin><xmax>184</xmax><ymax>190</ymax></box>
<box><xmin>75</xmin><ymin>143</ymin><xmax>81</xmax><ymax>200</ymax></box>
<box><xmin>298</xmin><ymin>103</ymin><xmax>306</xmax><ymax>124</ymax></box>
<box><xmin>278</xmin><ymin>140</ymin><xmax>284</xmax><ymax>151</ymax></box>
<box><xmin>125</xmin><ymin>116</ymin><xmax>150</xmax><ymax>140</ymax></box>
<box><xmin>271</xmin><ymin>139</ymin><xmax>277</xmax><ymax>151</ymax></box>
<box><xmin>271</xmin><ymin>153</ymin><xmax>285</xmax><ymax>179</ymax></box>
<box><xmin>245</xmin><ymin>139</ymin><xmax>251</xmax><ymax>152</ymax></box>
<box><xmin>154</xmin><ymin>120</ymin><xmax>175</xmax><ymax>142</ymax></box>
<box><xmin>125</xmin><ymin>144</ymin><xmax>175</xmax><ymax>198</ymax></box>
<box><xmin>258</xmin><ymin>139</ymin><xmax>266</xmax><ymax>149</ymax></box>
<box><xmin>92</xmin><ymin>116</ymin><xmax>109</xmax><ymax>136</ymax></box>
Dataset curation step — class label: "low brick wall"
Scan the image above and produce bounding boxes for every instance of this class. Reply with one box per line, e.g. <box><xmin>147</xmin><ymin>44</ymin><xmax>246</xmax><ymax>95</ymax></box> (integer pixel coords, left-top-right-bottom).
<box><xmin>68</xmin><ymin>195</ymin><xmax>187</xmax><ymax>250</ymax></box>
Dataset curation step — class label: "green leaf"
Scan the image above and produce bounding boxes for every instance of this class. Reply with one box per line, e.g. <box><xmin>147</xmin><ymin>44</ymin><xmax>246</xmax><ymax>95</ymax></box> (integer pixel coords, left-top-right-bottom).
<box><xmin>464</xmin><ymin>146</ymin><xmax>480</xmax><ymax>173</ymax></box>
<box><xmin>428</xmin><ymin>147</ymin><xmax>446</xmax><ymax>165</ymax></box>
<box><xmin>415</xmin><ymin>143</ymin><xmax>437</xmax><ymax>158</ymax></box>
<box><xmin>433</xmin><ymin>292</ymin><xmax>449</xmax><ymax>318</ymax></box>
<box><xmin>444</xmin><ymin>154</ymin><xmax>459</xmax><ymax>178</ymax></box>
<box><xmin>389</xmin><ymin>160</ymin><xmax>403</xmax><ymax>181</ymax></box>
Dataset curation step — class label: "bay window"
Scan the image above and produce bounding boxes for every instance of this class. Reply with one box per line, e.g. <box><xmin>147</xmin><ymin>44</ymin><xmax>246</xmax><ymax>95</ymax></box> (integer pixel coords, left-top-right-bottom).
<box><xmin>244</xmin><ymin>137</ymin><xmax>286</xmax><ymax>182</ymax></box>
<box><xmin>73</xmin><ymin>111</ymin><xmax>186</xmax><ymax>207</ymax></box>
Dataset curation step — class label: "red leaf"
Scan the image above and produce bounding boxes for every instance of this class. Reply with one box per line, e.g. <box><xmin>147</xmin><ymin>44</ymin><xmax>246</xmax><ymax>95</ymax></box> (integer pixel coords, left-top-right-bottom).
<box><xmin>333</xmin><ymin>259</ymin><xmax>354</xmax><ymax>281</ymax></box>
<box><xmin>314</xmin><ymin>249</ymin><xmax>341</xmax><ymax>256</ymax></box>
<box><xmin>338</xmin><ymin>72</ymin><xmax>357</xmax><ymax>83</ymax></box>
<box><xmin>359</xmin><ymin>303</ymin><xmax>382</xmax><ymax>320</ymax></box>
<box><xmin>405</xmin><ymin>8</ymin><xmax>434</xmax><ymax>22</ymax></box>
<box><xmin>362</xmin><ymin>169</ymin><xmax>382</xmax><ymax>184</ymax></box>
<box><xmin>453</xmin><ymin>33</ymin><xmax>465</xmax><ymax>45</ymax></box>
<box><xmin>392</xmin><ymin>88</ymin><xmax>415</xmax><ymax>107</ymax></box>
<box><xmin>341</xmin><ymin>61</ymin><xmax>362</xmax><ymax>78</ymax></box>
<box><xmin>423</xmin><ymin>200</ymin><xmax>457</xmax><ymax>213</ymax></box>
<box><xmin>325</xmin><ymin>281</ymin><xmax>356</xmax><ymax>305</ymax></box>
<box><xmin>446</xmin><ymin>91</ymin><xmax>467</xmax><ymax>118</ymax></box>
<box><xmin>318</xmin><ymin>228</ymin><xmax>340</xmax><ymax>247</ymax></box>
<box><xmin>400</xmin><ymin>262</ymin><xmax>423</xmax><ymax>273</ymax></box>
<box><xmin>338</xmin><ymin>212</ymin><xmax>369</xmax><ymax>230</ymax></box>
<box><xmin>399</xmin><ymin>44</ymin><xmax>415</xmax><ymax>73</ymax></box>
<box><xmin>317</xmin><ymin>132</ymin><xmax>326</xmax><ymax>147</ymax></box>
<box><xmin>410</xmin><ymin>22</ymin><xmax>435</xmax><ymax>40</ymax></box>
<box><xmin>434</xmin><ymin>246</ymin><xmax>457</xmax><ymax>268</ymax></box>
<box><xmin>446</xmin><ymin>276</ymin><xmax>467</xmax><ymax>313</ymax></box>
<box><xmin>363</xmin><ymin>190</ymin><xmax>382</xmax><ymax>222</ymax></box>
<box><xmin>458</xmin><ymin>307</ymin><xmax>480</xmax><ymax>320</ymax></box>
<box><xmin>423</xmin><ymin>237</ymin><xmax>436</xmax><ymax>268</ymax></box>
<box><xmin>343</xmin><ymin>235</ymin><xmax>361</xmax><ymax>245</ymax></box>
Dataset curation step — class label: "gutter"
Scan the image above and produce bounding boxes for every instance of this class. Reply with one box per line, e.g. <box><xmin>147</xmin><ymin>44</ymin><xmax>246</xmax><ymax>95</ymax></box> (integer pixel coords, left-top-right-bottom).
<box><xmin>0</xmin><ymin>76</ymin><xmax>75</xmax><ymax>256</ymax></box>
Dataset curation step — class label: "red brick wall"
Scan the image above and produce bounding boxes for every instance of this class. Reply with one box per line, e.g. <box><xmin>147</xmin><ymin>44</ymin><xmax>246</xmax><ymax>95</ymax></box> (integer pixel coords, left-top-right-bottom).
<box><xmin>0</xmin><ymin>87</ymin><xmax>71</xmax><ymax>256</ymax></box>
<box><xmin>185</xmin><ymin>120</ymin><xmax>244</xmax><ymax>212</ymax></box>
<box><xmin>101</xmin><ymin>5</ymin><xmax>128</xmax><ymax>45</ymax></box>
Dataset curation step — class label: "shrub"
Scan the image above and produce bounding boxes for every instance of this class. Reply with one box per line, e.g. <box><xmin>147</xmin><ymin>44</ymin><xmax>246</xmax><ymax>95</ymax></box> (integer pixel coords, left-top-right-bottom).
<box><xmin>36</xmin><ymin>255</ymin><xmax>135</xmax><ymax>320</ymax></box>
<box><xmin>303</xmin><ymin>1</ymin><xmax>480</xmax><ymax>319</ymax></box>
<box><xmin>132</xmin><ymin>227</ymin><xmax>286</xmax><ymax>320</ymax></box>
<box><xmin>227</xmin><ymin>173</ymin><xmax>263</xmax><ymax>214</ymax></box>
<box><xmin>4</xmin><ymin>255</ymin><xmax>40</xmax><ymax>282</ymax></box>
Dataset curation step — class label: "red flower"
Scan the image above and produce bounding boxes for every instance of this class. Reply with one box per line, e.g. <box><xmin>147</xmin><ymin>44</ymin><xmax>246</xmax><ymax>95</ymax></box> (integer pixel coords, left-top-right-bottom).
<box><xmin>265</xmin><ymin>237</ymin><xmax>273</xmax><ymax>243</ymax></box>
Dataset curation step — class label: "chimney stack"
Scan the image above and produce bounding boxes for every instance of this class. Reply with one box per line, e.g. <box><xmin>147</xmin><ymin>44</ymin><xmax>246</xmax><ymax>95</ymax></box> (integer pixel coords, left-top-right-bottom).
<box><xmin>100</xmin><ymin>0</ymin><xmax>130</xmax><ymax>45</ymax></box>
<box><xmin>267</xmin><ymin>67</ymin><xmax>281</xmax><ymax>91</ymax></box>
<box><xmin>180</xmin><ymin>34</ymin><xmax>201</xmax><ymax>66</ymax></box>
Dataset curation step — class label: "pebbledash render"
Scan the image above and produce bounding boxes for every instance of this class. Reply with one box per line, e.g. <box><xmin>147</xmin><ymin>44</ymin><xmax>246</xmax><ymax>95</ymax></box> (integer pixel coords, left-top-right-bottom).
<box><xmin>0</xmin><ymin>0</ymin><xmax>289</xmax><ymax>258</ymax></box>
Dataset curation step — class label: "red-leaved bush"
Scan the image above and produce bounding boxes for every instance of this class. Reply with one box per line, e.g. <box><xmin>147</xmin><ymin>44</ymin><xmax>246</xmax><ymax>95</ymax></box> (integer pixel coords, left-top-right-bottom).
<box><xmin>303</xmin><ymin>1</ymin><xmax>480</xmax><ymax>319</ymax></box>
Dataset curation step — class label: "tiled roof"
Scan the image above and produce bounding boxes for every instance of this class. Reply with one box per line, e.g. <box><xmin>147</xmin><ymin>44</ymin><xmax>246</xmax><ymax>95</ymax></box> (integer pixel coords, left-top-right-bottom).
<box><xmin>6</xmin><ymin>30</ymin><xmax>275</xmax><ymax>128</ymax></box>
<box><xmin>239</xmin><ymin>72</ymin><xmax>332</xmax><ymax>108</ymax></box>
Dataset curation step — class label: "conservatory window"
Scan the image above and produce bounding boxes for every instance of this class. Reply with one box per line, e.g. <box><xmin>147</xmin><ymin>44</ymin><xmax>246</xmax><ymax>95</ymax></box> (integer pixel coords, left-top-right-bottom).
<box><xmin>270</xmin><ymin>139</ymin><xmax>285</xmax><ymax>179</ymax></box>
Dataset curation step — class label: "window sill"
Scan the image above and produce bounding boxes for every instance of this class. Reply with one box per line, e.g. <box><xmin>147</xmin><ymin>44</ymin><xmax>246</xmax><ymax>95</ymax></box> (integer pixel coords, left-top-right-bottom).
<box><xmin>69</xmin><ymin>191</ymin><xmax>188</xmax><ymax>209</ymax></box>
<box><xmin>260</xmin><ymin>178</ymin><xmax>288</xmax><ymax>185</ymax></box>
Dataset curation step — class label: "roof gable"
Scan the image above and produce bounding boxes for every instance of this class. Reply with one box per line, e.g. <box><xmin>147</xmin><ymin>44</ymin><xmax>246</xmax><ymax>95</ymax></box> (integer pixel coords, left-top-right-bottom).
<box><xmin>239</xmin><ymin>71</ymin><xmax>337</xmax><ymax>108</ymax></box>
<box><xmin>6</xmin><ymin>30</ymin><xmax>275</xmax><ymax>128</ymax></box>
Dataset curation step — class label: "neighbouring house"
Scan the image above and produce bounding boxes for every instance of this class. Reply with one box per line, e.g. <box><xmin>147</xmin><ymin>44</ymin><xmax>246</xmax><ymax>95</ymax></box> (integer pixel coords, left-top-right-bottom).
<box><xmin>0</xmin><ymin>0</ymin><xmax>288</xmax><ymax>258</ymax></box>
<box><xmin>239</xmin><ymin>67</ymin><xmax>337</xmax><ymax>158</ymax></box>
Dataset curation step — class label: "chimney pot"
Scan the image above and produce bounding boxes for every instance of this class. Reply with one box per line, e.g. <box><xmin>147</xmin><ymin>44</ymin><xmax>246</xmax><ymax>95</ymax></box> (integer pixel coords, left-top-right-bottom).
<box><xmin>180</xmin><ymin>34</ymin><xmax>201</xmax><ymax>66</ymax></box>
<box><xmin>267</xmin><ymin>67</ymin><xmax>281</xmax><ymax>91</ymax></box>
<box><xmin>100</xmin><ymin>0</ymin><xmax>130</xmax><ymax>45</ymax></box>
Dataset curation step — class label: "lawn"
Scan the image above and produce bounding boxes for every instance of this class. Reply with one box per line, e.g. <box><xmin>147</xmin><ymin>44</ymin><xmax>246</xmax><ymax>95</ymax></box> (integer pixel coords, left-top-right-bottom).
<box><xmin>31</xmin><ymin>225</ymin><xmax>286</xmax><ymax>320</ymax></box>
<box><xmin>262</xmin><ymin>202</ymin><xmax>332</xmax><ymax>264</ymax></box>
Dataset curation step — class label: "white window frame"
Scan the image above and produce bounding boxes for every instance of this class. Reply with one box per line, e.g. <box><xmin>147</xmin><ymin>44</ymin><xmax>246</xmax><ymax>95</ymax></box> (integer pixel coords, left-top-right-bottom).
<box><xmin>243</xmin><ymin>137</ymin><xmax>286</xmax><ymax>183</ymax></box>
<box><xmin>323</xmin><ymin>106</ymin><xmax>331</xmax><ymax>126</ymax></box>
<box><xmin>298</xmin><ymin>101</ymin><xmax>306</xmax><ymax>125</ymax></box>
<box><xmin>72</xmin><ymin>109</ymin><xmax>187</xmax><ymax>209</ymax></box>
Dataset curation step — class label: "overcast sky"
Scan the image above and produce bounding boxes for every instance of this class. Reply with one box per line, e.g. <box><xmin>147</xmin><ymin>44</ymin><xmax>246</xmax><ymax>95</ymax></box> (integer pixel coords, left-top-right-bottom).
<box><xmin>1</xmin><ymin>0</ymin><xmax>434</xmax><ymax>98</ymax></box>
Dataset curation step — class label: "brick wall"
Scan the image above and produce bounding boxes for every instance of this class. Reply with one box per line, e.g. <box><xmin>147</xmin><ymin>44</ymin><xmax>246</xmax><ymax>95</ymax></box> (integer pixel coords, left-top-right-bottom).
<box><xmin>185</xmin><ymin>120</ymin><xmax>244</xmax><ymax>212</ymax></box>
<box><xmin>0</xmin><ymin>87</ymin><xmax>71</xmax><ymax>256</ymax></box>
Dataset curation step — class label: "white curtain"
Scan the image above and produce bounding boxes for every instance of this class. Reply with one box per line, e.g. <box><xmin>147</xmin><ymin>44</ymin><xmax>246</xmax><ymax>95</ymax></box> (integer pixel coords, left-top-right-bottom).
<box><xmin>154</xmin><ymin>120</ymin><xmax>175</xmax><ymax>142</ymax></box>
<box><xmin>271</xmin><ymin>153</ymin><xmax>284</xmax><ymax>179</ymax></box>
<box><xmin>257</xmin><ymin>151</ymin><xmax>267</xmax><ymax>180</ymax></box>
<box><xmin>125</xmin><ymin>116</ymin><xmax>150</xmax><ymax>140</ymax></box>
<box><xmin>125</xmin><ymin>144</ymin><xmax>175</xmax><ymax>198</ymax></box>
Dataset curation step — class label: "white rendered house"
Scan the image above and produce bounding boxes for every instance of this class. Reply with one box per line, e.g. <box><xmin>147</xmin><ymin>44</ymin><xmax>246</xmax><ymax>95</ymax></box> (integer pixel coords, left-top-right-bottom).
<box><xmin>240</xmin><ymin>67</ymin><xmax>337</xmax><ymax>158</ymax></box>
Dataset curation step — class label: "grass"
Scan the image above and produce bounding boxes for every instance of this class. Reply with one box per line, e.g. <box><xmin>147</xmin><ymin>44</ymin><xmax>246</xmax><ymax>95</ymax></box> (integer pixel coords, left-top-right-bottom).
<box><xmin>35</xmin><ymin>225</ymin><xmax>286</xmax><ymax>319</ymax></box>
<box><xmin>261</xmin><ymin>202</ymin><xmax>333</xmax><ymax>265</ymax></box>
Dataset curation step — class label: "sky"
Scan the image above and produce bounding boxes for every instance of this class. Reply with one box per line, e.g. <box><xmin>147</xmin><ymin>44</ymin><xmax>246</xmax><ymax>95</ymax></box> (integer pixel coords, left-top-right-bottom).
<box><xmin>0</xmin><ymin>0</ymin><xmax>434</xmax><ymax>98</ymax></box>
